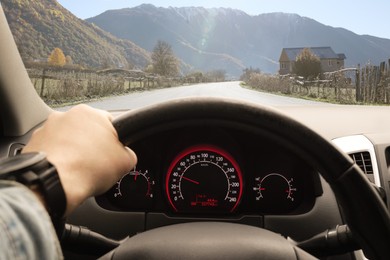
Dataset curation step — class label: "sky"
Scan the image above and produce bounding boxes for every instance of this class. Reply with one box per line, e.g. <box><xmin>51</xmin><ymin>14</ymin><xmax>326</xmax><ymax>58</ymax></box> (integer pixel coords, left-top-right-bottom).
<box><xmin>57</xmin><ymin>0</ymin><xmax>390</xmax><ymax>39</ymax></box>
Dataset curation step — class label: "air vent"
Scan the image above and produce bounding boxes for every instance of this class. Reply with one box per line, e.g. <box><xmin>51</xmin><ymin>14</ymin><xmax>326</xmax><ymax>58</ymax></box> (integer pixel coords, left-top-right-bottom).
<box><xmin>349</xmin><ymin>152</ymin><xmax>373</xmax><ymax>175</ymax></box>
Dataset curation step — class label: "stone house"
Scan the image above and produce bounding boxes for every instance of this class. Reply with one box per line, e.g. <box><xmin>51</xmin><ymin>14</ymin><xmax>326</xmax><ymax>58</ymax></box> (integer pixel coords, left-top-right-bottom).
<box><xmin>279</xmin><ymin>47</ymin><xmax>346</xmax><ymax>75</ymax></box>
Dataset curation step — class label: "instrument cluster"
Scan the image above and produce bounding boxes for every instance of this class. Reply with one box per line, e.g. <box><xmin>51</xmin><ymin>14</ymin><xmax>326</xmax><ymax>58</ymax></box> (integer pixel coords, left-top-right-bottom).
<box><xmin>97</xmin><ymin>126</ymin><xmax>322</xmax><ymax>216</ymax></box>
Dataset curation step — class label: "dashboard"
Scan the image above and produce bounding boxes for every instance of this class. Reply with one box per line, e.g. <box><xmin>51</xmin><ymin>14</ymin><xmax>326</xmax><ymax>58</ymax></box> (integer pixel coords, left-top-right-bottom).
<box><xmin>2</xmin><ymin>101</ymin><xmax>390</xmax><ymax>259</ymax></box>
<box><xmin>61</xmin><ymin>104</ymin><xmax>390</xmax><ymax>248</ymax></box>
<box><xmin>96</xmin><ymin>125</ymin><xmax>322</xmax><ymax>217</ymax></box>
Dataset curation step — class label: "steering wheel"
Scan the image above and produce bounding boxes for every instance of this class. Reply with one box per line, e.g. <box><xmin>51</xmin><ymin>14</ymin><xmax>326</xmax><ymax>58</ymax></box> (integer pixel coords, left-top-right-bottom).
<box><xmin>107</xmin><ymin>97</ymin><xmax>390</xmax><ymax>259</ymax></box>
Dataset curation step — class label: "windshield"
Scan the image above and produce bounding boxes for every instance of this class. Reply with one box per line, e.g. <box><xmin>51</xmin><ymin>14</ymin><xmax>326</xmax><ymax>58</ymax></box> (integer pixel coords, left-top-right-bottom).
<box><xmin>1</xmin><ymin>0</ymin><xmax>390</xmax><ymax>109</ymax></box>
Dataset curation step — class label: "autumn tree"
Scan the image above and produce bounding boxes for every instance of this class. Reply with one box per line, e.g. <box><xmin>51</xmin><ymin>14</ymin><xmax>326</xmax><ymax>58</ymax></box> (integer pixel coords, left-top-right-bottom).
<box><xmin>48</xmin><ymin>47</ymin><xmax>66</xmax><ymax>67</ymax></box>
<box><xmin>293</xmin><ymin>48</ymin><xmax>321</xmax><ymax>79</ymax></box>
<box><xmin>151</xmin><ymin>40</ymin><xmax>179</xmax><ymax>77</ymax></box>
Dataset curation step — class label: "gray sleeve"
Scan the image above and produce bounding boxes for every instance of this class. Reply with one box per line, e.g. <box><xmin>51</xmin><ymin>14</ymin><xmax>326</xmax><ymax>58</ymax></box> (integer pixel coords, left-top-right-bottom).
<box><xmin>0</xmin><ymin>180</ymin><xmax>63</xmax><ymax>260</ymax></box>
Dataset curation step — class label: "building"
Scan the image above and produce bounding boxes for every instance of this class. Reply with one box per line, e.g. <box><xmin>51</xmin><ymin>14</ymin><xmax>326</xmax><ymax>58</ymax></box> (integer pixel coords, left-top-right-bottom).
<box><xmin>279</xmin><ymin>47</ymin><xmax>346</xmax><ymax>75</ymax></box>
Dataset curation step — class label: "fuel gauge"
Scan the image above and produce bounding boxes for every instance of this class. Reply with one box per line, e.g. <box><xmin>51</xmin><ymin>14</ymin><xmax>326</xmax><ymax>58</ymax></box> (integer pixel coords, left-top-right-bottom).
<box><xmin>252</xmin><ymin>173</ymin><xmax>298</xmax><ymax>213</ymax></box>
<box><xmin>253</xmin><ymin>173</ymin><xmax>296</xmax><ymax>201</ymax></box>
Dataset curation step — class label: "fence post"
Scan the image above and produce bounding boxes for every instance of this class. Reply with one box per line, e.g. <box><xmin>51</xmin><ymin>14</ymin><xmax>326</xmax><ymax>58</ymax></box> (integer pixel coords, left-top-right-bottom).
<box><xmin>40</xmin><ymin>68</ymin><xmax>46</xmax><ymax>97</ymax></box>
<box><xmin>388</xmin><ymin>60</ymin><xmax>390</xmax><ymax>103</ymax></box>
<box><xmin>356</xmin><ymin>64</ymin><xmax>361</xmax><ymax>102</ymax></box>
<box><xmin>373</xmin><ymin>66</ymin><xmax>379</xmax><ymax>103</ymax></box>
<box><xmin>377</xmin><ymin>62</ymin><xmax>385</xmax><ymax>103</ymax></box>
<box><xmin>333</xmin><ymin>74</ymin><xmax>338</xmax><ymax>100</ymax></box>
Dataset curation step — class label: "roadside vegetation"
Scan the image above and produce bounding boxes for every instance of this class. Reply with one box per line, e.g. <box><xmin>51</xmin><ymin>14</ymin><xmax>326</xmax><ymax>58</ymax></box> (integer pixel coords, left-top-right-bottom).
<box><xmin>241</xmin><ymin>55</ymin><xmax>390</xmax><ymax>105</ymax></box>
<box><xmin>27</xmin><ymin>44</ymin><xmax>390</xmax><ymax>107</ymax></box>
<box><xmin>26</xmin><ymin>43</ymin><xmax>227</xmax><ymax>107</ymax></box>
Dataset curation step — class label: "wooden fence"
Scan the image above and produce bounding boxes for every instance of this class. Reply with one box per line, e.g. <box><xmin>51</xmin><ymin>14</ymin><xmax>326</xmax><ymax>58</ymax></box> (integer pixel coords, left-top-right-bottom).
<box><xmin>356</xmin><ymin>60</ymin><xmax>390</xmax><ymax>103</ymax></box>
<box><xmin>27</xmin><ymin>68</ymin><xmax>179</xmax><ymax>105</ymax></box>
<box><xmin>284</xmin><ymin>59</ymin><xmax>390</xmax><ymax>104</ymax></box>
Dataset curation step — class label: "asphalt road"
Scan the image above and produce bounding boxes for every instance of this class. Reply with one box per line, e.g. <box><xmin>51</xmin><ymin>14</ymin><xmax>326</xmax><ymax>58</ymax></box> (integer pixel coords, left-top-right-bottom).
<box><xmin>61</xmin><ymin>81</ymin><xmax>331</xmax><ymax>111</ymax></box>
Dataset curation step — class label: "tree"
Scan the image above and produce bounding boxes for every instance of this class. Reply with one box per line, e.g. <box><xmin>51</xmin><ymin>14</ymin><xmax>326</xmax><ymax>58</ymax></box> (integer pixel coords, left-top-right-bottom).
<box><xmin>65</xmin><ymin>55</ymin><xmax>73</xmax><ymax>65</ymax></box>
<box><xmin>185</xmin><ymin>71</ymin><xmax>204</xmax><ymax>83</ymax></box>
<box><xmin>144</xmin><ymin>64</ymin><xmax>154</xmax><ymax>74</ymax></box>
<box><xmin>151</xmin><ymin>40</ymin><xmax>179</xmax><ymax>77</ymax></box>
<box><xmin>48</xmin><ymin>47</ymin><xmax>66</xmax><ymax>67</ymax></box>
<box><xmin>206</xmin><ymin>69</ymin><xmax>226</xmax><ymax>82</ymax></box>
<box><xmin>101</xmin><ymin>57</ymin><xmax>112</xmax><ymax>69</ymax></box>
<box><xmin>293</xmin><ymin>48</ymin><xmax>321</xmax><ymax>79</ymax></box>
<box><xmin>240</xmin><ymin>67</ymin><xmax>261</xmax><ymax>82</ymax></box>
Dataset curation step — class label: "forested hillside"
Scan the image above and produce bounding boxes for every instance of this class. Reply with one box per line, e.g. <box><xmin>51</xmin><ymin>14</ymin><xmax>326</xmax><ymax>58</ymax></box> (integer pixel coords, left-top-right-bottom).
<box><xmin>1</xmin><ymin>0</ymin><xmax>151</xmax><ymax>68</ymax></box>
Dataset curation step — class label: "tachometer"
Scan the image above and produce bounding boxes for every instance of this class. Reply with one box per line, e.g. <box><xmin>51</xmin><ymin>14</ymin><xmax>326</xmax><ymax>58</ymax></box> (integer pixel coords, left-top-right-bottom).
<box><xmin>106</xmin><ymin>167</ymin><xmax>154</xmax><ymax>210</ymax></box>
<box><xmin>166</xmin><ymin>145</ymin><xmax>243</xmax><ymax>213</ymax></box>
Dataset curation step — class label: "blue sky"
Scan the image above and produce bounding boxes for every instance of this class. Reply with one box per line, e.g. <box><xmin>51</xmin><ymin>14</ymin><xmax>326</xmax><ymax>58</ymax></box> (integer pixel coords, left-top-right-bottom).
<box><xmin>58</xmin><ymin>0</ymin><xmax>390</xmax><ymax>39</ymax></box>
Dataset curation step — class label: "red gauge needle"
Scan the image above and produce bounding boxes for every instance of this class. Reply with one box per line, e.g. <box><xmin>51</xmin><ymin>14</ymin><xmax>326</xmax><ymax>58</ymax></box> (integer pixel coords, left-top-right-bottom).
<box><xmin>134</xmin><ymin>174</ymin><xmax>138</xmax><ymax>181</ymax></box>
<box><xmin>182</xmin><ymin>176</ymin><xmax>200</xmax><ymax>185</ymax></box>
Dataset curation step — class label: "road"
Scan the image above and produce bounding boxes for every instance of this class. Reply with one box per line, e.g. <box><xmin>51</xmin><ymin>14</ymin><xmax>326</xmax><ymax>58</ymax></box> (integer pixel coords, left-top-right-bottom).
<box><xmin>61</xmin><ymin>81</ymin><xmax>332</xmax><ymax>111</ymax></box>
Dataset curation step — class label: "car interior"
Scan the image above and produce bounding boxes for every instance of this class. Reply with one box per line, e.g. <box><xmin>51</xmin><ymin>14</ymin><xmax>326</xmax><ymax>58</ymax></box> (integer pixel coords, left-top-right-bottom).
<box><xmin>1</xmin><ymin>4</ymin><xmax>390</xmax><ymax>260</ymax></box>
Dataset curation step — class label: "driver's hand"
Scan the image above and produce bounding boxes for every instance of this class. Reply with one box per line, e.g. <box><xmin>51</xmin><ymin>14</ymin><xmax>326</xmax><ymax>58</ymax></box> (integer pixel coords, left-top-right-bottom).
<box><xmin>23</xmin><ymin>104</ymin><xmax>137</xmax><ymax>216</ymax></box>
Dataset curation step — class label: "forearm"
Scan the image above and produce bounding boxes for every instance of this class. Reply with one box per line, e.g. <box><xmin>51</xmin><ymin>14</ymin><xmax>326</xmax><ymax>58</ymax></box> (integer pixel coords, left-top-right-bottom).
<box><xmin>0</xmin><ymin>181</ymin><xmax>63</xmax><ymax>259</ymax></box>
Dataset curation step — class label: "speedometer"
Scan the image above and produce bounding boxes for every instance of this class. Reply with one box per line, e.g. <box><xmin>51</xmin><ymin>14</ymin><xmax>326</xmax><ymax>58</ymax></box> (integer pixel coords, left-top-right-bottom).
<box><xmin>166</xmin><ymin>145</ymin><xmax>243</xmax><ymax>213</ymax></box>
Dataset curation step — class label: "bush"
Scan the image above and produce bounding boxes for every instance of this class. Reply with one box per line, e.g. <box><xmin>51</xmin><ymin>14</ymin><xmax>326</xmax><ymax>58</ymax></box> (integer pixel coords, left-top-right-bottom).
<box><xmin>241</xmin><ymin>70</ymin><xmax>289</xmax><ymax>93</ymax></box>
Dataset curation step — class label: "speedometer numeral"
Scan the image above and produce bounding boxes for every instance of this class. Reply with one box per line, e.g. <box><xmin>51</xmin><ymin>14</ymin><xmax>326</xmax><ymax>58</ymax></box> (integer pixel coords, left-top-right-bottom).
<box><xmin>231</xmin><ymin>182</ymin><xmax>240</xmax><ymax>187</ymax></box>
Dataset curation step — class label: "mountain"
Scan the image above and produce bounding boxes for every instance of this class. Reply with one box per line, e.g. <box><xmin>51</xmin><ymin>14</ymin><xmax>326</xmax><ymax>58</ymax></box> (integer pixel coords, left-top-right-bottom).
<box><xmin>87</xmin><ymin>4</ymin><xmax>390</xmax><ymax>76</ymax></box>
<box><xmin>1</xmin><ymin>0</ymin><xmax>151</xmax><ymax>68</ymax></box>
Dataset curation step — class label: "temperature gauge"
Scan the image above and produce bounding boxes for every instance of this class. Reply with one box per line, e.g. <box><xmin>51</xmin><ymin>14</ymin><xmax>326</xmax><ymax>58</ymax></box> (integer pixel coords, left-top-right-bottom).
<box><xmin>107</xmin><ymin>168</ymin><xmax>154</xmax><ymax>210</ymax></box>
